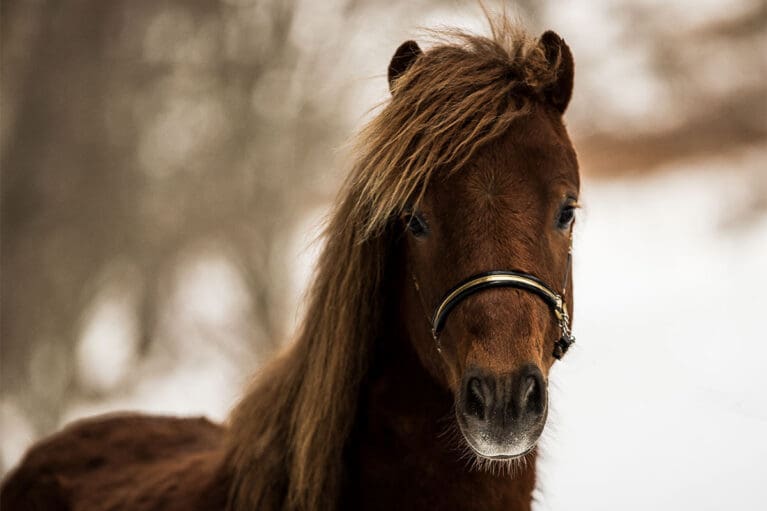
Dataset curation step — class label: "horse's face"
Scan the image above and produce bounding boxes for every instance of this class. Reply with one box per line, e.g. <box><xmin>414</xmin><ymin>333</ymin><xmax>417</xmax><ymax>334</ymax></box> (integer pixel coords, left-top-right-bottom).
<box><xmin>401</xmin><ymin>107</ymin><xmax>579</xmax><ymax>460</ymax></box>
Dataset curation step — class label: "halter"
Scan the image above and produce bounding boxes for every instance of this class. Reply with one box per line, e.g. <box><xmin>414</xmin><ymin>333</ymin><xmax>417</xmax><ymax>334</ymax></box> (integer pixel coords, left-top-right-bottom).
<box><xmin>411</xmin><ymin>243</ymin><xmax>575</xmax><ymax>360</ymax></box>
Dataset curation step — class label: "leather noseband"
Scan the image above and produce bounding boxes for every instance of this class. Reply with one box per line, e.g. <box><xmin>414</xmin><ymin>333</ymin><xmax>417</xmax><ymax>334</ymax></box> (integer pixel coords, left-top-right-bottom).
<box><xmin>428</xmin><ymin>270</ymin><xmax>575</xmax><ymax>360</ymax></box>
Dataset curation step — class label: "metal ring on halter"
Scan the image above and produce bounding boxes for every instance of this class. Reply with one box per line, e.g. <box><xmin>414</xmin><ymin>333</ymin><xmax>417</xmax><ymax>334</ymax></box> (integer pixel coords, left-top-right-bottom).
<box><xmin>429</xmin><ymin>270</ymin><xmax>574</xmax><ymax>360</ymax></box>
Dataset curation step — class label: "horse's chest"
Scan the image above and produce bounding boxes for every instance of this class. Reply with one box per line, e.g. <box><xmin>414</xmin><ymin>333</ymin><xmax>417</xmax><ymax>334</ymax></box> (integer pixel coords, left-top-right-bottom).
<box><xmin>346</xmin><ymin>403</ymin><xmax>535</xmax><ymax>510</ymax></box>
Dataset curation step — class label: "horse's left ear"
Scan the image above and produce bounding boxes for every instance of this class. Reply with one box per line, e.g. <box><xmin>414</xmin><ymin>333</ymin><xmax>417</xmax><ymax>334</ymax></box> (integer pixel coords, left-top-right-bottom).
<box><xmin>388</xmin><ymin>40</ymin><xmax>422</xmax><ymax>94</ymax></box>
<box><xmin>539</xmin><ymin>31</ymin><xmax>574</xmax><ymax>114</ymax></box>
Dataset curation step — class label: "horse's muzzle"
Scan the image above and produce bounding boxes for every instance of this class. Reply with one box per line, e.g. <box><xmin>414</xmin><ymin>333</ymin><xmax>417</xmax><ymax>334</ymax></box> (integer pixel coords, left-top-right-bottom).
<box><xmin>457</xmin><ymin>363</ymin><xmax>547</xmax><ymax>459</ymax></box>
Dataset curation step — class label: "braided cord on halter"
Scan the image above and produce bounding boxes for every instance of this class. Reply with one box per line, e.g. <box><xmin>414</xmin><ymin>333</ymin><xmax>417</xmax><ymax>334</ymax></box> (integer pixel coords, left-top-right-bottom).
<box><xmin>552</xmin><ymin>237</ymin><xmax>575</xmax><ymax>359</ymax></box>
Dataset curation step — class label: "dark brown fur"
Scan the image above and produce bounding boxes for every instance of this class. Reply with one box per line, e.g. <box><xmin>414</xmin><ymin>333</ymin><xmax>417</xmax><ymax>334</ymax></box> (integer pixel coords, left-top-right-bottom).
<box><xmin>1</xmin><ymin>415</ymin><xmax>229</xmax><ymax>510</ymax></box>
<box><xmin>2</xmin><ymin>15</ymin><xmax>578</xmax><ymax>511</ymax></box>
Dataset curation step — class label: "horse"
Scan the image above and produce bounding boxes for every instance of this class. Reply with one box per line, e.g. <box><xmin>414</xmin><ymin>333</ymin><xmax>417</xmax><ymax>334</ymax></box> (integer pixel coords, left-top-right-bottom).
<box><xmin>1</xmin><ymin>15</ymin><xmax>579</xmax><ymax>511</ymax></box>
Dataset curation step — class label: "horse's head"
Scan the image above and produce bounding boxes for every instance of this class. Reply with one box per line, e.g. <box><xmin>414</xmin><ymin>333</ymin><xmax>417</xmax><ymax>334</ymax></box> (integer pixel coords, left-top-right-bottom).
<box><xmin>389</xmin><ymin>30</ymin><xmax>578</xmax><ymax>460</ymax></box>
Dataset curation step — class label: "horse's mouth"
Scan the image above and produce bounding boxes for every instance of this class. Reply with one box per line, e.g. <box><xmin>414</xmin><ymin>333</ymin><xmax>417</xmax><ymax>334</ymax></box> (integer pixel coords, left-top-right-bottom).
<box><xmin>455</xmin><ymin>405</ymin><xmax>547</xmax><ymax>461</ymax></box>
<box><xmin>459</xmin><ymin>427</ymin><xmax>541</xmax><ymax>460</ymax></box>
<box><xmin>470</xmin><ymin>441</ymin><xmax>538</xmax><ymax>461</ymax></box>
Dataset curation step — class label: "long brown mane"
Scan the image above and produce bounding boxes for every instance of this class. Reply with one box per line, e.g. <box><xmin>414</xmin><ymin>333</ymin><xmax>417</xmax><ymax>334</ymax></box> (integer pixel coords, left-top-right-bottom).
<box><xmin>225</xmin><ymin>15</ymin><xmax>570</xmax><ymax>511</ymax></box>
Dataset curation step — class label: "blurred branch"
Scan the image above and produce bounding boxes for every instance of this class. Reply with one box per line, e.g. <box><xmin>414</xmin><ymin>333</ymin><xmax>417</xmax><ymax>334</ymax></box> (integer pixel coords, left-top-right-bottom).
<box><xmin>691</xmin><ymin>1</ymin><xmax>767</xmax><ymax>39</ymax></box>
<box><xmin>578</xmin><ymin>87</ymin><xmax>767</xmax><ymax>176</ymax></box>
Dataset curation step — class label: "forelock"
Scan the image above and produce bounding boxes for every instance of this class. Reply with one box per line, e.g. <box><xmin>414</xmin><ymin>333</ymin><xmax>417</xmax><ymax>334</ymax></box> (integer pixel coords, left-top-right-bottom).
<box><xmin>347</xmin><ymin>17</ymin><xmax>562</xmax><ymax>239</ymax></box>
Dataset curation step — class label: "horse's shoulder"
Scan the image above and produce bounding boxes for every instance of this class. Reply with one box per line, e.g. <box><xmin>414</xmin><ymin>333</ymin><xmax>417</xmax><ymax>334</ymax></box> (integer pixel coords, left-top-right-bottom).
<box><xmin>1</xmin><ymin>413</ymin><xmax>229</xmax><ymax>511</ymax></box>
<box><xmin>0</xmin><ymin>463</ymin><xmax>70</xmax><ymax>511</ymax></box>
<box><xmin>20</xmin><ymin>413</ymin><xmax>222</xmax><ymax>466</ymax></box>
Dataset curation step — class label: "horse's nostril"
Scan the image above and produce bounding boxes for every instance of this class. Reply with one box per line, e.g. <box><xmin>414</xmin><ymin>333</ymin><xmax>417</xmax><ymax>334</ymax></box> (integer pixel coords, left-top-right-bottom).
<box><xmin>461</xmin><ymin>366</ymin><xmax>546</xmax><ymax>427</ymax></box>
<box><xmin>519</xmin><ymin>369</ymin><xmax>545</xmax><ymax>416</ymax></box>
<box><xmin>465</xmin><ymin>377</ymin><xmax>485</xmax><ymax>420</ymax></box>
<box><xmin>523</xmin><ymin>376</ymin><xmax>540</xmax><ymax>415</ymax></box>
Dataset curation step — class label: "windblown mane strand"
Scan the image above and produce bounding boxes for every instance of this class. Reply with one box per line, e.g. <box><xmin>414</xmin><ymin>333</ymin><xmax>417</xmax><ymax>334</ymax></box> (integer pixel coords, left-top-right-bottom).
<box><xmin>225</xmin><ymin>15</ymin><xmax>566</xmax><ymax>511</ymax></box>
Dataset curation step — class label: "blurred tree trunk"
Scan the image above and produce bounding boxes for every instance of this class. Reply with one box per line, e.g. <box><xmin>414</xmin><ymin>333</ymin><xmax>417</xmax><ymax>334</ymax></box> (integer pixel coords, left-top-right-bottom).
<box><xmin>2</xmin><ymin>0</ymin><xmax>132</xmax><ymax>434</ymax></box>
<box><xmin>1</xmin><ymin>0</ymin><xmax>314</xmax><ymax>449</ymax></box>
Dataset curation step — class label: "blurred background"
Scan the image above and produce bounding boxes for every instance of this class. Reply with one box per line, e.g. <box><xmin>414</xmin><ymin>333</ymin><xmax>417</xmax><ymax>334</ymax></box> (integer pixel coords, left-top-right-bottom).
<box><xmin>1</xmin><ymin>0</ymin><xmax>765</xmax><ymax>509</ymax></box>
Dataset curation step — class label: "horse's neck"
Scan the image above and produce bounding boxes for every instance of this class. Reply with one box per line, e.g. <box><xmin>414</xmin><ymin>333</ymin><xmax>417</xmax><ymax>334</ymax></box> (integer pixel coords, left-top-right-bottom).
<box><xmin>345</xmin><ymin>329</ymin><xmax>537</xmax><ymax>511</ymax></box>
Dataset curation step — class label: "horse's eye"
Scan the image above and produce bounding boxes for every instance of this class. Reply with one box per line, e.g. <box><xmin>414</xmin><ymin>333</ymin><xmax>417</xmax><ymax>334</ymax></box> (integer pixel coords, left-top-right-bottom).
<box><xmin>404</xmin><ymin>212</ymin><xmax>429</xmax><ymax>237</ymax></box>
<box><xmin>557</xmin><ymin>204</ymin><xmax>576</xmax><ymax>229</ymax></box>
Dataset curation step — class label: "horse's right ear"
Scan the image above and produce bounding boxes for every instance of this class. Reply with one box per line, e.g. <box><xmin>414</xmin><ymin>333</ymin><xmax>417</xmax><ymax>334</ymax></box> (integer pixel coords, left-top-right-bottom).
<box><xmin>388</xmin><ymin>40</ymin><xmax>422</xmax><ymax>94</ymax></box>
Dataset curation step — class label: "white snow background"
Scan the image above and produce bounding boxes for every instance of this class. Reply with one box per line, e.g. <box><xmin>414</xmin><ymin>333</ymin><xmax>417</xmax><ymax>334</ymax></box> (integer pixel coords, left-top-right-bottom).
<box><xmin>536</xmin><ymin>151</ymin><xmax>767</xmax><ymax>511</ymax></box>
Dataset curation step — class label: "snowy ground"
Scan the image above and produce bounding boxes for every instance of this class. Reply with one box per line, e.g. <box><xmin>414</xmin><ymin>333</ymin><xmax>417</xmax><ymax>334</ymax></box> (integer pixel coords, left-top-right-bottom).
<box><xmin>536</xmin><ymin>151</ymin><xmax>767</xmax><ymax>511</ymax></box>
